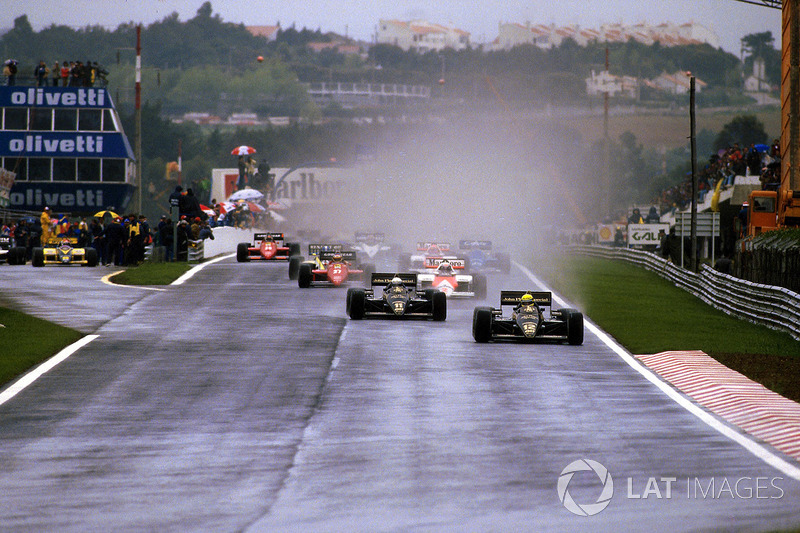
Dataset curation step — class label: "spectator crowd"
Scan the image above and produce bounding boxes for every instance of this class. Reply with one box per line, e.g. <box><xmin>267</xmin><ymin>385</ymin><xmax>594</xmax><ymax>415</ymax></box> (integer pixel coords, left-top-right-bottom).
<box><xmin>4</xmin><ymin>58</ymin><xmax>108</xmax><ymax>87</ymax></box>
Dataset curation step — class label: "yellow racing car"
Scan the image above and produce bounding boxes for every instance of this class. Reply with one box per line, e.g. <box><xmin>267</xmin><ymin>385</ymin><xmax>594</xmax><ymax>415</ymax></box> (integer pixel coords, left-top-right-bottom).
<box><xmin>32</xmin><ymin>237</ymin><xmax>98</xmax><ymax>267</ymax></box>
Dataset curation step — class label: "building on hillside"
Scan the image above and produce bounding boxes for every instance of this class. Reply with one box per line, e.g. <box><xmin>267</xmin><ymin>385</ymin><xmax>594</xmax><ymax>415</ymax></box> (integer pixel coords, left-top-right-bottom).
<box><xmin>377</xmin><ymin>19</ymin><xmax>470</xmax><ymax>52</ymax></box>
<box><xmin>307</xmin><ymin>41</ymin><xmax>364</xmax><ymax>56</ymax></box>
<box><xmin>650</xmin><ymin>71</ymin><xmax>707</xmax><ymax>95</ymax></box>
<box><xmin>246</xmin><ymin>24</ymin><xmax>281</xmax><ymax>41</ymax></box>
<box><xmin>585</xmin><ymin>70</ymin><xmax>638</xmax><ymax>98</ymax></box>
<box><xmin>492</xmin><ymin>20</ymin><xmax>718</xmax><ymax>51</ymax></box>
<box><xmin>744</xmin><ymin>57</ymin><xmax>770</xmax><ymax>92</ymax></box>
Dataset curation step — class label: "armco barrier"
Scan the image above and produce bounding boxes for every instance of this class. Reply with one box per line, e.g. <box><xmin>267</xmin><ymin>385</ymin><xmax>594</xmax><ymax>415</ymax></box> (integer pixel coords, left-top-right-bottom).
<box><xmin>567</xmin><ymin>245</ymin><xmax>800</xmax><ymax>341</ymax></box>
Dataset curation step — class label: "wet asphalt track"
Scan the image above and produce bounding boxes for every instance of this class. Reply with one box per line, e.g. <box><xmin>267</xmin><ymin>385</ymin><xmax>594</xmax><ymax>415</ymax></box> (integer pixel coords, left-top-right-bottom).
<box><xmin>0</xmin><ymin>258</ymin><xmax>799</xmax><ymax>532</ymax></box>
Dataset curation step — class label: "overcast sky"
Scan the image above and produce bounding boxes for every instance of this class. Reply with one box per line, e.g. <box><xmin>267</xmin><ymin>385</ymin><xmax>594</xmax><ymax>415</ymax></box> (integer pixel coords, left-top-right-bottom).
<box><xmin>1</xmin><ymin>0</ymin><xmax>783</xmax><ymax>55</ymax></box>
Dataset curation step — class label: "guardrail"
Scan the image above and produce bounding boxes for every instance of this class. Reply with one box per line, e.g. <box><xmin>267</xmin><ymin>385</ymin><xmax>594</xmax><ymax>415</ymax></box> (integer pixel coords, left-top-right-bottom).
<box><xmin>567</xmin><ymin>245</ymin><xmax>800</xmax><ymax>340</ymax></box>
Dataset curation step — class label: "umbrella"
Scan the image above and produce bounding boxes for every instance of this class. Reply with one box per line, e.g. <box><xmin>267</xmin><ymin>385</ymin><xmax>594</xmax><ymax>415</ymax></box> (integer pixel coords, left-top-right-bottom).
<box><xmin>218</xmin><ymin>201</ymin><xmax>237</xmax><ymax>215</ymax></box>
<box><xmin>199</xmin><ymin>204</ymin><xmax>216</xmax><ymax>217</ymax></box>
<box><xmin>94</xmin><ymin>210</ymin><xmax>119</xmax><ymax>219</ymax></box>
<box><xmin>235</xmin><ymin>200</ymin><xmax>265</xmax><ymax>213</ymax></box>
<box><xmin>755</xmin><ymin>143</ymin><xmax>769</xmax><ymax>153</ymax></box>
<box><xmin>4</xmin><ymin>59</ymin><xmax>17</xmax><ymax>66</ymax></box>
<box><xmin>228</xmin><ymin>188</ymin><xmax>264</xmax><ymax>202</ymax></box>
<box><xmin>231</xmin><ymin>145</ymin><xmax>256</xmax><ymax>156</ymax></box>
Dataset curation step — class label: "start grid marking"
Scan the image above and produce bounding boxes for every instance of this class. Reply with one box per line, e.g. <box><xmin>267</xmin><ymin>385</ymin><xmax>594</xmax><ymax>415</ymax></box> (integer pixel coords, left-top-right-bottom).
<box><xmin>636</xmin><ymin>350</ymin><xmax>800</xmax><ymax>461</ymax></box>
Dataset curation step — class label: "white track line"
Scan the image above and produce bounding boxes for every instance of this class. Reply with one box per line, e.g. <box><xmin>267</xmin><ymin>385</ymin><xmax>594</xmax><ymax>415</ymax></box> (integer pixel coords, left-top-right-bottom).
<box><xmin>172</xmin><ymin>253</ymin><xmax>235</xmax><ymax>285</ymax></box>
<box><xmin>0</xmin><ymin>335</ymin><xmax>99</xmax><ymax>407</ymax></box>
<box><xmin>514</xmin><ymin>261</ymin><xmax>800</xmax><ymax>481</ymax></box>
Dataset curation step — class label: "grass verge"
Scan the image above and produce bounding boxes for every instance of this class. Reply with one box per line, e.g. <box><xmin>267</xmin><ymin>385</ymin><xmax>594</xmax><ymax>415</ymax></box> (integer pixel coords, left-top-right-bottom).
<box><xmin>110</xmin><ymin>262</ymin><xmax>192</xmax><ymax>285</ymax></box>
<box><xmin>535</xmin><ymin>254</ymin><xmax>800</xmax><ymax>402</ymax></box>
<box><xmin>0</xmin><ymin>307</ymin><xmax>83</xmax><ymax>388</ymax></box>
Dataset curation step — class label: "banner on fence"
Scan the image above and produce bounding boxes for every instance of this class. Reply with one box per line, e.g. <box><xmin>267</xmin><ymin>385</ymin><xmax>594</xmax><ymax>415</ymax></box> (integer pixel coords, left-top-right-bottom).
<box><xmin>627</xmin><ymin>223</ymin><xmax>669</xmax><ymax>246</ymax></box>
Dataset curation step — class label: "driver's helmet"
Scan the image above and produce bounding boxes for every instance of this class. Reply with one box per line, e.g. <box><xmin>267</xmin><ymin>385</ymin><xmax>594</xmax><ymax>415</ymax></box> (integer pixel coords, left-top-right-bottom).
<box><xmin>60</xmin><ymin>238</ymin><xmax>70</xmax><ymax>246</ymax></box>
<box><xmin>436</xmin><ymin>260</ymin><xmax>454</xmax><ymax>276</ymax></box>
<box><xmin>520</xmin><ymin>293</ymin><xmax>534</xmax><ymax>305</ymax></box>
<box><xmin>391</xmin><ymin>276</ymin><xmax>403</xmax><ymax>287</ymax></box>
<box><xmin>332</xmin><ymin>252</ymin><xmax>343</xmax><ymax>262</ymax></box>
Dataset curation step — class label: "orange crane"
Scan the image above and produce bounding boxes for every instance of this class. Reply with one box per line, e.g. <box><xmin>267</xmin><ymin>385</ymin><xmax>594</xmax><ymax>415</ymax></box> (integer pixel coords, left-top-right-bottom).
<box><xmin>741</xmin><ymin>0</ymin><xmax>800</xmax><ymax>233</ymax></box>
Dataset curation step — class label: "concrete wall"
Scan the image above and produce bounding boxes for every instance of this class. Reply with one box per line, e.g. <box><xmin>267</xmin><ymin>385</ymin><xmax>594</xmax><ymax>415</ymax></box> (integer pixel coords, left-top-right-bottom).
<box><xmin>202</xmin><ymin>226</ymin><xmax>255</xmax><ymax>258</ymax></box>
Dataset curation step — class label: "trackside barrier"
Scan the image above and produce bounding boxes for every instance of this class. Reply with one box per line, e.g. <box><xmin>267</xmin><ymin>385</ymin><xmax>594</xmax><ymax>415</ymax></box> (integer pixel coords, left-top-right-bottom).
<box><xmin>202</xmin><ymin>227</ymin><xmax>256</xmax><ymax>259</ymax></box>
<box><xmin>188</xmin><ymin>240</ymin><xmax>204</xmax><ymax>262</ymax></box>
<box><xmin>567</xmin><ymin>245</ymin><xmax>800</xmax><ymax>341</ymax></box>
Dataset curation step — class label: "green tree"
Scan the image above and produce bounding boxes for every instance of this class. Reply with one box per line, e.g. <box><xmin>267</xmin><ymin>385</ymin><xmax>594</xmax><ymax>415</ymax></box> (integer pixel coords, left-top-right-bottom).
<box><xmin>713</xmin><ymin>115</ymin><xmax>768</xmax><ymax>151</ymax></box>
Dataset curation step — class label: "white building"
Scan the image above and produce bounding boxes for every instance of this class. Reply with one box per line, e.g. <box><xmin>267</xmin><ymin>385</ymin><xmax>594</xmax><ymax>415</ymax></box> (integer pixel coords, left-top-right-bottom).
<box><xmin>651</xmin><ymin>71</ymin><xmax>707</xmax><ymax>95</ymax></box>
<box><xmin>585</xmin><ymin>70</ymin><xmax>638</xmax><ymax>98</ymax></box>
<box><xmin>744</xmin><ymin>57</ymin><xmax>769</xmax><ymax>92</ymax></box>
<box><xmin>377</xmin><ymin>19</ymin><xmax>470</xmax><ymax>52</ymax></box>
<box><xmin>492</xmin><ymin>21</ymin><xmax>719</xmax><ymax>51</ymax></box>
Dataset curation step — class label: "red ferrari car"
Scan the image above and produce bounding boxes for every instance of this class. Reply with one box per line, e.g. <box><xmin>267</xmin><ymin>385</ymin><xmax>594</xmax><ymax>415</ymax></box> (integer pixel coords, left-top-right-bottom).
<box><xmin>297</xmin><ymin>250</ymin><xmax>374</xmax><ymax>288</ymax></box>
<box><xmin>237</xmin><ymin>232</ymin><xmax>300</xmax><ymax>262</ymax></box>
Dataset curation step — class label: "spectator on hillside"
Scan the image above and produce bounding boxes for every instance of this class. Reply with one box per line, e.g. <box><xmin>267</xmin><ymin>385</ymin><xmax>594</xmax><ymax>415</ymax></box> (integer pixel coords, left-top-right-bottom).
<box><xmin>714</xmin><ymin>253</ymin><xmax>733</xmax><ymax>274</ymax></box>
<box><xmin>645</xmin><ymin>206</ymin><xmax>660</xmax><ymax>224</ymax></box>
<box><xmin>33</xmin><ymin>60</ymin><xmax>49</xmax><ymax>86</ymax></box>
<box><xmin>60</xmin><ymin>61</ymin><xmax>70</xmax><ymax>86</ymax></box>
<box><xmin>51</xmin><ymin>62</ymin><xmax>60</xmax><ymax>86</ymax></box>
<box><xmin>628</xmin><ymin>208</ymin><xmax>644</xmax><ymax>224</ymax></box>
<box><xmin>4</xmin><ymin>59</ymin><xmax>17</xmax><ymax>86</ymax></box>
<box><xmin>184</xmin><ymin>188</ymin><xmax>204</xmax><ymax>221</ymax></box>
<box><xmin>104</xmin><ymin>217</ymin><xmax>125</xmax><ymax>266</ymax></box>
<box><xmin>159</xmin><ymin>217</ymin><xmax>175</xmax><ymax>262</ymax></box>
<box><xmin>198</xmin><ymin>220</ymin><xmax>215</xmax><ymax>241</ymax></box>
<box><xmin>746</xmin><ymin>144</ymin><xmax>761</xmax><ymax>176</ymax></box>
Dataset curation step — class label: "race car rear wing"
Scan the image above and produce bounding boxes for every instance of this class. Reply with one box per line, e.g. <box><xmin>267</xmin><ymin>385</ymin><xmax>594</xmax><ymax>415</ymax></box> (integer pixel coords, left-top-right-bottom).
<box><xmin>319</xmin><ymin>250</ymin><xmax>357</xmax><ymax>262</ymax></box>
<box><xmin>254</xmin><ymin>232</ymin><xmax>285</xmax><ymax>243</ymax></box>
<box><xmin>308</xmin><ymin>243</ymin><xmax>343</xmax><ymax>256</ymax></box>
<box><xmin>424</xmin><ymin>257</ymin><xmax>465</xmax><ymax>269</ymax></box>
<box><xmin>355</xmin><ymin>232</ymin><xmax>385</xmax><ymax>243</ymax></box>
<box><xmin>500</xmin><ymin>291</ymin><xmax>552</xmax><ymax>307</ymax></box>
<box><xmin>371</xmin><ymin>272</ymin><xmax>417</xmax><ymax>288</ymax></box>
<box><xmin>416</xmin><ymin>242</ymin><xmax>451</xmax><ymax>251</ymax></box>
<box><xmin>459</xmin><ymin>240</ymin><xmax>492</xmax><ymax>250</ymax></box>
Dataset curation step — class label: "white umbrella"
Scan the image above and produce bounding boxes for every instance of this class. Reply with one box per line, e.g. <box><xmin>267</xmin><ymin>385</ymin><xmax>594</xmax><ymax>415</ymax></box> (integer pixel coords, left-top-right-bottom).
<box><xmin>227</xmin><ymin>188</ymin><xmax>264</xmax><ymax>202</ymax></box>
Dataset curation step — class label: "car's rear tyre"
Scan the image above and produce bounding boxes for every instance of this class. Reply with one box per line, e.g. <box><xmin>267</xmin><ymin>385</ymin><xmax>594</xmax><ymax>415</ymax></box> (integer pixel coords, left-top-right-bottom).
<box><xmin>85</xmin><ymin>248</ymin><xmax>98</xmax><ymax>267</ymax></box>
<box><xmin>432</xmin><ymin>290</ymin><xmax>447</xmax><ymax>321</ymax></box>
<box><xmin>236</xmin><ymin>242</ymin><xmax>250</xmax><ymax>262</ymax></box>
<box><xmin>6</xmin><ymin>247</ymin><xmax>18</xmax><ymax>265</ymax></box>
<box><xmin>288</xmin><ymin>255</ymin><xmax>304</xmax><ymax>280</ymax></box>
<box><xmin>560</xmin><ymin>308</ymin><xmax>584</xmax><ymax>345</ymax></box>
<box><xmin>348</xmin><ymin>288</ymin><xmax>365</xmax><ymax>319</ymax></box>
<box><xmin>298</xmin><ymin>263</ymin><xmax>312</xmax><ymax>288</ymax></box>
<box><xmin>288</xmin><ymin>242</ymin><xmax>301</xmax><ymax>256</ymax></box>
<box><xmin>32</xmin><ymin>247</ymin><xmax>44</xmax><ymax>267</ymax></box>
<box><xmin>473</xmin><ymin>273</ymin><xmax>487</xmax><ymax>299</ymax></box>
<box><xmin>473</xmin><ymin>306</ymin><xmax>494</xmax><ymax>342</ymax></box>
<box><xmin>346</xmin><ymin>287</ymin><xmax>357</xmax><ymax>315</ymax></box>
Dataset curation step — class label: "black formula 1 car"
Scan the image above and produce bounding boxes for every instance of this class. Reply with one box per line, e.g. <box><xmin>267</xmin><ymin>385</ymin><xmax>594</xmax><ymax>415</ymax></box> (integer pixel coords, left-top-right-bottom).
<box><xmin>346</xmin><ymin>272</ymin><xmax>446</xmax><ymax>321</ymax></box>
<box><xmin>0</xmin><ymin>235</ymin><xmax>27</xmax><ymax>265</ymax></box>
<box><xmin>472</xmin><ymin>291</ymin><xmax>583</xmax><ymax>344</ymax></box>
<box><xmin>32</xmin><ymin>238</ymin><xmax>98</xmax><ymax>267</ymax></box>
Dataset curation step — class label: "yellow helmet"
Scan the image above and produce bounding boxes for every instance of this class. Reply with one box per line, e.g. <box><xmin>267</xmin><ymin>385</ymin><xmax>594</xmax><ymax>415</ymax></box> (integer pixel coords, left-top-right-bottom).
<box><xmin>520</xmin><ymin>293</ymin><xmax>534</xmax><ymax>303</ymax></box>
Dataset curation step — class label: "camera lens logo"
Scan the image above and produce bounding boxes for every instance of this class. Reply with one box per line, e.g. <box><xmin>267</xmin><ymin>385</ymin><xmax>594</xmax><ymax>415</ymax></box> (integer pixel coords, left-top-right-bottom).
<box><xmin>557</xmin><ymin>459</ymin><xmax>614</xmax><ymax>516</ymax></box>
